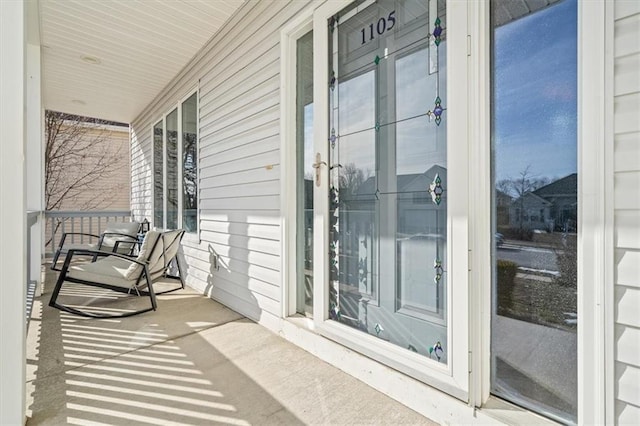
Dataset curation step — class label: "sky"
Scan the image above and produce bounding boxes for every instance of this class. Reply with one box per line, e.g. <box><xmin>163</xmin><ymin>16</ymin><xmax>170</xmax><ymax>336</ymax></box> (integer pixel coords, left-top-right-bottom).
<box><xmin>493</xmin><ymin>0</ymin><xmax>578</xmax><ymax>183</ymax></box>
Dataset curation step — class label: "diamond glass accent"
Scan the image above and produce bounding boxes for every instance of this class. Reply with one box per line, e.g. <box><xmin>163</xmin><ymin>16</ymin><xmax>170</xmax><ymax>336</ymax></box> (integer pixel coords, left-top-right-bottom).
<box><xmin>433</xmin><ymin>17</ymin><xmax>443</xmax><ymax>46</ymax></box>
<box><xmin>374</xmin><ymin>323</ymin><xmax>384</xmax><ymax>336</ymax></box>
<box><xmin>429</xmin><ymin>341</ymin><xmax>444</xmax><ymax>361</ymax></box>
<box><xmin>428</xmin><ymin>173</ymin><xmax>444</xmax><ymax>205</ymax></box>
<box><xmin>427</xmin><ymin>96</ymin><xmax>444</xmax><ymax>125</ymax></box>
<box><xmin>434</xmin><ymin>258</ymin><xmax>443</xmax><ymax>284</ymax></box>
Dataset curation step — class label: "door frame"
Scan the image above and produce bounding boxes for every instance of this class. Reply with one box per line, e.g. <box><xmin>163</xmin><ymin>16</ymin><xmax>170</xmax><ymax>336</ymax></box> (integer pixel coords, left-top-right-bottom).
<box><xmin>309</xmin><ymin>0</ymin><xmax>471</xmax><ymax>400</ymax></box>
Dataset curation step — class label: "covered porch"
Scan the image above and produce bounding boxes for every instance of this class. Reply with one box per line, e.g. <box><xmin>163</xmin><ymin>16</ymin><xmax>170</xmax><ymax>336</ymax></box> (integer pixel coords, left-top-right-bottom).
<box><xmin>2</xmin><ymin>0</ymin><xmax>630</xmax><ymax>424</ymax></box>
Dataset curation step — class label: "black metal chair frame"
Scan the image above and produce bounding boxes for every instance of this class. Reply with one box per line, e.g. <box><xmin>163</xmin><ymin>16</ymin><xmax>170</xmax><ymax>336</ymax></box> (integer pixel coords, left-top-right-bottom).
<box><xmin>152</xmin><ymin>230</ymin><xmax>186</xmax><ymax>295</ymax></box>
<box><xmin>49</xmin><ymin>249</ymin><xmax>157</xmax><ymax>318</ymax></box>
<box><xmin>49</xmin><ymin>229</ymin><xmax>186</xmax><ymax>318</ymax></box>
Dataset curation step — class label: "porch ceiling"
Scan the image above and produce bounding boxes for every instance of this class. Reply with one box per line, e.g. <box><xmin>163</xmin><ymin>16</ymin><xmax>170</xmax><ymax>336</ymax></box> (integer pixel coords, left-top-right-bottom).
<box><xmin>39</xmin><ymin>0</ymin><xmax>244</xmax><ymax>124</ymax></box>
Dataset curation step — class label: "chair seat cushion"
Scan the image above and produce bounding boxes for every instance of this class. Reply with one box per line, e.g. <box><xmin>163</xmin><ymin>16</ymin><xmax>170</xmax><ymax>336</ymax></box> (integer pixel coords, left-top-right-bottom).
<box><xmin>59</xmin><ymin>243</ymin><xmax>100</xmax><ymax>253</ymax></box>
<box><xmin>67</xmin><ymin>256</ymin><xmax>136</xmax><ymax>289</ymax></box>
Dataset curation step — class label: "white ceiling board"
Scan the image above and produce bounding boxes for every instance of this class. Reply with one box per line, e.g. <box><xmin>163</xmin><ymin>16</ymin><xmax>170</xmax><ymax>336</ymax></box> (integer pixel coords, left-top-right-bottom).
<box><xmin>40</xmin><ymin>0</ymin><xmax>244</xmax><ymax>123</ymax></box>
<box><xmin>493</xmin><ymin>0</ymin><xmax>562</xmax><ymax>27</ymax></box>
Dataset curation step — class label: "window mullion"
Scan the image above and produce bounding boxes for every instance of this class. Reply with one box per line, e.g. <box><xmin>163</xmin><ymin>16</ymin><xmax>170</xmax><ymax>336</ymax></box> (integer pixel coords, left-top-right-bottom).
<box><xmin>177</xmin><ymin>102</ymin><xmax>183</xmax><ymax>230</ymax></box>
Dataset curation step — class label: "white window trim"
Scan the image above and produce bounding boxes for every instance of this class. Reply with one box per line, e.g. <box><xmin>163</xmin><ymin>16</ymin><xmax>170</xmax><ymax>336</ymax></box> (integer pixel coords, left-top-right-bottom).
<box><xmin>151</xmin><ymin>86</ymin><xmax>200</xmax><ymax>239</ymax></box>
<box><xmin>577</xmin><ymin>0</ymin><xmax>612</xmax><ymax>423</ymax></box>
<box><xmin>280</xmin><ymin>6</ymin><xmax>315</xmax><ymax>319</ymax></box>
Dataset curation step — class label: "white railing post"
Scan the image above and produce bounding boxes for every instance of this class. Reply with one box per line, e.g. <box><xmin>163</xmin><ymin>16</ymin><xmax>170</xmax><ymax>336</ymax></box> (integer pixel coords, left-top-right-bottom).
<box><xmin>44</xmin><ymin>211</ymin><xmax>133</xmax><ymax>255</ymax></box>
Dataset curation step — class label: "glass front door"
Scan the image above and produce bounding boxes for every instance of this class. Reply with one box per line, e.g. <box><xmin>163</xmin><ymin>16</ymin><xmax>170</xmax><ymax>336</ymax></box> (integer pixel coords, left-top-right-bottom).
<box><xmin>326</xmin><ymin>0</ymin><xmax>450</xmax><ymax>364</ymax></box>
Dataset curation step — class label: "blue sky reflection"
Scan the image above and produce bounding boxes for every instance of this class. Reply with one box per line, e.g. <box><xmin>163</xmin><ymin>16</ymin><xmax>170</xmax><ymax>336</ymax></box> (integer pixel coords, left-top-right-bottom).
<box><xmin>494</xmin><ymin>0</ymin><xmax>577</xmax><ymax>182</ymax></box>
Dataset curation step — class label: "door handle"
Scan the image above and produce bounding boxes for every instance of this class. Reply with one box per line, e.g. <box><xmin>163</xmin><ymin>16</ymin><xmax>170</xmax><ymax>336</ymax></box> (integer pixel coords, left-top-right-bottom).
<box><xmin>312</xmin><ymin>152</ymin><xmax>327</xmax><ymax>187</ymax></box>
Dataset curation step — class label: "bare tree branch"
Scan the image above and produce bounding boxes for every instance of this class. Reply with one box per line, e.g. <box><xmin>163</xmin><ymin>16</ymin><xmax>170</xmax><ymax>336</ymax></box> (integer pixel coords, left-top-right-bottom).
<box><xmin>44</xmin><ymin>110</ymin><xmax>128</xmax><ymax>246</ymax></box>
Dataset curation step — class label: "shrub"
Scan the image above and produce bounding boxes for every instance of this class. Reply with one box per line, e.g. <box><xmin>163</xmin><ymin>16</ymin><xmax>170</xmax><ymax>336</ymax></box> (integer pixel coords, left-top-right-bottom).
<box><xmin>497</xmin><ymin>226</ymin><xmax>533</xmax><ymax>241</ymax></box>
<box><xmin>554</xmin><ymin>237</ymin><xmax>577</xmax><ymax>288</ymax></box>
<box><xmin>497</xmin><ymin>260</ymin><xmax>518</xmax><ymax>312</ymax></box>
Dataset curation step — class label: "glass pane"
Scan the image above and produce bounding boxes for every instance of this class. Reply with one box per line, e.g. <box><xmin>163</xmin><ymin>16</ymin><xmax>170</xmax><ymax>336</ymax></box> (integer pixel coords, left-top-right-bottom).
<box><xmin>491</xmin><ymin>0</ymin><xmax>577</xmax><ymax>423</ymax></box>
<box><xmin>182</xmin><ymin>93</ymin><xmax>198</xmax><ymax>233</ymax></box>
<box><xmin>296</xmin><ymin>30</ymin><xmax>314</xmax><ymax>316</ymax></box>
<box><xmin>396</xmin><ymin>45</ymin><xmax>447</xmax><ymax>319</ymax></box>
<box><xmin>153</xmin><ymin>121</ymin><xmax>164</xmax><ymax>228</ymax></box>
<box><xmin>166</xmin><ymin>109</ymin><xmax>178</xmax><ymax>230</ymax></box>
<box><xmin>328</xmin><ymin>0</ymin><xmax>448</xmax><ymax>363</ymax></box>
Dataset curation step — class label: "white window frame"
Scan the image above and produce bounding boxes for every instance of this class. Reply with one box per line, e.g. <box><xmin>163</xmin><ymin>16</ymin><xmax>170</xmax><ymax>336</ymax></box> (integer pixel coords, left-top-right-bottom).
<box><xmin>151</xmin><ymin>87</ymin><xmax>200</xmax><ymax>239</ymax></box>
<box><xmin>280</xmin><ymin>6</ymin><xmax>315</xmax><ymax>318</ymax></box>
<box><xmin>470</xmin><ymin>0</ymin><xmax>610</xmax><ymax>423</ymax></box>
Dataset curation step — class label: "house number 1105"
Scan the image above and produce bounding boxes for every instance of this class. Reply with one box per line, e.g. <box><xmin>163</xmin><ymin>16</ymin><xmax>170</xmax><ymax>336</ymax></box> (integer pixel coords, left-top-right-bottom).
<box><xmin>361</xmin><ymin>11</ymin><xmax>396</xmax><ymax>45</ymax></box>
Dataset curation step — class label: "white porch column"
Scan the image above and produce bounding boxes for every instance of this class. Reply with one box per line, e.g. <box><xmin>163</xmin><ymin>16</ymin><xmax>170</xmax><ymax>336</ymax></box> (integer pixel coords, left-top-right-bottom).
<box><xmin>0</xmin><ymin>0</ymin><xmax>27</xmax><ymax>424</ymax></box>
<box><xmin>27</xmin><ymin>41</ymin><xmax>43</xmax><ymax>296</ymax></box>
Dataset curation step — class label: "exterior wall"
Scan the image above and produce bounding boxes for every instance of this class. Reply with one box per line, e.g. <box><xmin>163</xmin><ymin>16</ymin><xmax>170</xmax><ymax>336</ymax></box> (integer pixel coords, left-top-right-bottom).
<box><xmin>613</xmin><ymin>2</ymin><xmax>640</xmax><ymax>424</ymax></box>
<box><xmin>50</xmin><ymin>122</ymin><xmax>131</xmax><ymax>211</ymax></box>
<box><xmin>131</xmin><ymin>1</ymin><xmax>312</xmax><ymax>325</ymax></box>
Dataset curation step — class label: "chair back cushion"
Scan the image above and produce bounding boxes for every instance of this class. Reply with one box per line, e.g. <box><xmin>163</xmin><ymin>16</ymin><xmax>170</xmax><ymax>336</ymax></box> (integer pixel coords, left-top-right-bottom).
<box><xmin>101</xmin><ymin>221</ymin><xmax>140</xmax><ymax>250</ymax></box>
<box><xmin>123</xmin><ymin>229</ymin><xmax>184</xmax><ymax>282</ymax></box>
<box><xmin>124</xmin><ymin>231</ymin><xmax>162</xmax><ymax>280</ymax></box>
<box><xmin>163</xmin><ymin>230</ymin><xmax>184</xmax><ymax>264</ymax></box>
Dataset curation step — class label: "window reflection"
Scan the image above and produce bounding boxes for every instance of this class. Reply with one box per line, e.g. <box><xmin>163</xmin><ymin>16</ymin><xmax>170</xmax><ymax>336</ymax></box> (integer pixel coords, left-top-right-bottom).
<box><xmin>338</xmin><ymin>71</ymin><xmax>376</xmax><ymax>176</ymax></box>
<box><xmin>296</xmin><ymin>30</ymin><xmax>314</xmax><ymax>315</ymax></box>
<box><xmin>182</xmin><ymin>93</ymin><xmax>198</xmax><ymax>233</ymax></box>
<box><xmin>396</xmin><ymin>47</ymin><xmax>447</xmax><ymax>176</ymax></box>
<box><xmin>166</xmin><ymin>109</ymin><xmax>178</xmax><ymax>230</ymax></box>
<box><xmin>491</xmin><ymin>0</ymin><xmax>577</xmax><ymax>423</ymax></box>
<box><xmin>153</xmin><ymin>121</ymin><xmax>164</xmax><ymax>228</ymax></box>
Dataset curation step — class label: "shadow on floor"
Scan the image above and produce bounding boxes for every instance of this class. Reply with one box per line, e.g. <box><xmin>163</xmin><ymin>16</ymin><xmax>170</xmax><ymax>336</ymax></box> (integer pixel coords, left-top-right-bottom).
<box><xmin>27</xmin><ymin>268</ymin><xmax>433</xmax><ymax>425</ymax></box>
<box><xmin>27</xmin><ymin>288</ymin><xmax>302</xmax><ymax>425</ymax></box>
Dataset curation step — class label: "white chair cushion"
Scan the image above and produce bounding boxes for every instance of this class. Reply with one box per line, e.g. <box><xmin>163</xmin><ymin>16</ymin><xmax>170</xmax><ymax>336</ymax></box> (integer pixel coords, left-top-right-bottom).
<box><xmin>67</xmin><ymin>256</ymin><xmax>136</xmax><ymax>289</ymax></box>
<box><xmin>101</xmin><ymin>221</ymin><xmax>140</xmax><ymax>248</ymax></box>
<box><xmin>65</xmin><ymin>229</ymin><xmax>181</xmax><ymax>289</ymax></box>
<box><xmin>59</xmin><ymin>242</ymin><xmax>100</xmax><ymax>254</ymax></box>
<box><xmin>124</xmin><ymin>231</ymin><xmax>163</xmax><ymax>281</ymax></box>
<box><xmin>104</xmin><ymin>221</ymin><xmax>140</xmax><ymax>236</ymax></box>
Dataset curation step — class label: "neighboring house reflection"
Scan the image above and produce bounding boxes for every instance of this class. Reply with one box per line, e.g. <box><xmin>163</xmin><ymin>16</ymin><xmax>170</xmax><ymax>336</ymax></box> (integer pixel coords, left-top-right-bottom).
<box><xmin>509</xmin><ymin>173</ymin><xmax>578</xmax><ymax>232</ymax></box>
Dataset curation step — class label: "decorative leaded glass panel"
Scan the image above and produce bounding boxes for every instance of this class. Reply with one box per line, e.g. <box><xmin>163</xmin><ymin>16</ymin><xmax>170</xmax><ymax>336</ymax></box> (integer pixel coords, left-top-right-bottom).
<box><xmin>328</xmin><ymin>0</ymin><xmax>448</xmax><ymax>363</ymax></box>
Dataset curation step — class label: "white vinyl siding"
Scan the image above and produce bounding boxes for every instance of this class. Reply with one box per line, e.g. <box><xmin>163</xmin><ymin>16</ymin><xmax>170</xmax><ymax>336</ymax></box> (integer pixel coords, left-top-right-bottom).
<box><xmin>131</xmin><ymin>128</ymin><xmax>152</xmax><ymax>220</ymax></box>
<box><xmin>131</xmin><ymin>0</ymin><xmax>312</xmax><ymax>324</ymax></box>
<box><xmin>614</xmin><ymin>1</ymin><xmax>640</xmax><ymax>423</ymax></box>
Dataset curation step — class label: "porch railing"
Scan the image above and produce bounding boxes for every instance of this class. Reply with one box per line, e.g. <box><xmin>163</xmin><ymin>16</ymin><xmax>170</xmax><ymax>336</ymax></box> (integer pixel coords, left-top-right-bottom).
<box><xmin>26</xmin><ymin>211</ymin><xmax>40</xmax><ymax>330</ymax></box>
<box><xmin>44</xmin><ymin>210</ymin><xmax>133</xmax><ymax>256</ymax></box>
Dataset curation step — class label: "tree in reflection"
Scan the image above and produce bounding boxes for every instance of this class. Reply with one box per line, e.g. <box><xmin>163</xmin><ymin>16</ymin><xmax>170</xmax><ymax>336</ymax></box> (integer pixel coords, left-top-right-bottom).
<box><xmin>339</xmin><ymin>163</ymin><xmax>371</xmax><ymax>197</ymax></box>
<box><xmin>182</xmin><ymin>132</ymin><xmax>197</xmax><ymax>231</ymax></box>
<box><xmin>183</xmin><ymin>133</ymin><xmax>197</xmax><ymax>209</ymax></box>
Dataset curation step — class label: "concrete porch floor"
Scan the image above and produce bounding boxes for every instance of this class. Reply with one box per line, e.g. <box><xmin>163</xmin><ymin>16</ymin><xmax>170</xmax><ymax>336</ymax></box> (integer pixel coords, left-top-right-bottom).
<box><xmin>26</xmin><ymin>268</ymin><xmax>437</xmax><ymax>425</ymax></box>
